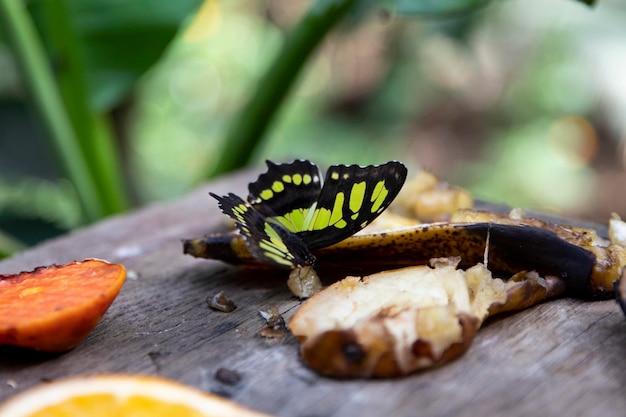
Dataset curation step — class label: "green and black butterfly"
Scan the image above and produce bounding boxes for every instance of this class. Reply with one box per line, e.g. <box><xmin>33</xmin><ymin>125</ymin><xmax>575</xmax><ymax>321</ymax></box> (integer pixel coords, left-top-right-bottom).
<box><xmin>210</xmin><ymin>160</ymin><xmax>407</xmax><ymax>269</ymax></box>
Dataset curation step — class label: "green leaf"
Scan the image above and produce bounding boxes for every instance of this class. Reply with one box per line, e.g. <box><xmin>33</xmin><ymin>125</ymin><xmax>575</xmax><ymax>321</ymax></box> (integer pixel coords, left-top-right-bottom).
<box><xmin>0</xmin><ymin>0</ymin><xmax>104</xmax><ymax>222</ymax></box>
<box><xmin>51</xmin><ymin>0</ymin><xmax>203</xmax><ymax>111</ymax></box>
<box><xmin>211</xmin><ymin>0</ymin><xmax>358</xmax><ymax>176</ymax></box>
<box><xmin>19</xmin><ymin>0</ymin><xmax>202</xmax><ymax>220</ymax></box>
<box><xmin>30</xmin><ymin>0</ymin><xmax>131</xmax><ymax>215</ymax></box>
<box><xmin>392</xmin><ymin>0</ymin><xmax>496</xmax><ymax>16</ymax></box>
<box><xmin>0</xmin><ymin>176</ymin><xmax>82</xmax><ymax>230</ymax></box>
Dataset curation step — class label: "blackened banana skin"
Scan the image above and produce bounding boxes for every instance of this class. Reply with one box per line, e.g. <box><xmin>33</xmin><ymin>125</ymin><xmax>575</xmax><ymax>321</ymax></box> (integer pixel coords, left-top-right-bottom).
<box><xmin>615</xmin><ymin>271</ymin><xmax>626</xmax><ymax>316</ymax></box>
<box><xmin>183</xmin><ymin>222</ymin><xmax>600</xmax><ymax>298</ymax></box>
<box><xmin>318</xmin><ymin>223</ymin><xmax>595</xmax><ymax>297</ymax></box>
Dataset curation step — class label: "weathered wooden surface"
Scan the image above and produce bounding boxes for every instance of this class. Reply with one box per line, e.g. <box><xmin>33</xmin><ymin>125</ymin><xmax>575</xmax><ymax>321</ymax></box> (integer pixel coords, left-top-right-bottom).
<box><xmin>1</xmin><ymin>170</ymin><xmax>625</xmax><ymax>417</ymax></box>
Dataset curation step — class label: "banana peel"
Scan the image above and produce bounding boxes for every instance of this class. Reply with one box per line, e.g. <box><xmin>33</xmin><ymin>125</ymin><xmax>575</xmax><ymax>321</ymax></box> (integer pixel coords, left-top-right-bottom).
<box><xmin>184</xmin><ymin>210</ymin><xmax>626</xmax><ymax>299</ymax></box>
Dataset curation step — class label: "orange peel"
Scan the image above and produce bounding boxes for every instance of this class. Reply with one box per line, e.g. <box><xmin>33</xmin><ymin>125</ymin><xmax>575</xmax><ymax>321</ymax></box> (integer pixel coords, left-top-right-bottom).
<box><xmin>0</xmin><ymin>259</ymin><xmax>126</xmax><ymax>352</ymax></box>
<box><xmin>0</xmin><ymin>374</ymin><xmax>274</xmax><ymax>417</ymax></box>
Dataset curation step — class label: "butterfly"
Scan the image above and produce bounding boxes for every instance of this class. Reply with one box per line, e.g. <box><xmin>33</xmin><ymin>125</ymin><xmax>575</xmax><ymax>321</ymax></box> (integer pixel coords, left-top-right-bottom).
<box><xmin>210</xmin><ymin>160</ymin><xmax>407</xmax><ymax>271</ymax></box>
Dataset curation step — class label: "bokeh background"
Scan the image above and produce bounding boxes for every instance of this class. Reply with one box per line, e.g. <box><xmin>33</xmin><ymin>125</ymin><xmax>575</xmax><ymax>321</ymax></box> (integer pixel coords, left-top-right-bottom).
<box><xmin>1</xmin><ymin>0</ymin><xmax>625</xmax><ymax>256</ymax></box>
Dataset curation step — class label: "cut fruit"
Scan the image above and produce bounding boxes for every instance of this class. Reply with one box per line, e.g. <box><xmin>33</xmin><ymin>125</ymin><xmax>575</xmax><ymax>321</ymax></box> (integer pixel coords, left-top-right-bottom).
<box><xmin>391</xmin><ymin>169</ymin><xmax>473</xmax><ymax>222</ymax></box>
<box><xmin>289</xmin><ymin>258</ymin><xmax>504</xmax><ymax>378</ymax></box>
<box><xmin>0</xmin><ymin>259</ymin><xmax>126</xmax><ymax>352</ymax></box>
<box><xmin>0</xmin><ymin>374</ymin><xmax>274</xmax><ymax>417</ymax></box>
<box><xmin>289</xmin><ymin>258</ymin><xmax>566</xmax><ymax>378</ymax></box>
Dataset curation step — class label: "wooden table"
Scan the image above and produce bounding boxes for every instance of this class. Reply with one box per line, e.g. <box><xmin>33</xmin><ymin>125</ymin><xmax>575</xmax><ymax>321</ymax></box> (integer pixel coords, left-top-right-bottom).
<box><xmin>1</xmin><ymin>170</ymin><xmax>625</xmax><ymax>417</ymax></box>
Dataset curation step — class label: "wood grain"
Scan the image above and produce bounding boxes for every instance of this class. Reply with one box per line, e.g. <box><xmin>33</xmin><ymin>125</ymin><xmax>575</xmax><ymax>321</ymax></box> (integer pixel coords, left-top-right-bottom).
<box><xmin>1</xmin><ymin>171</ymin><xmax>625</xmax><ymax>417</ymax></box>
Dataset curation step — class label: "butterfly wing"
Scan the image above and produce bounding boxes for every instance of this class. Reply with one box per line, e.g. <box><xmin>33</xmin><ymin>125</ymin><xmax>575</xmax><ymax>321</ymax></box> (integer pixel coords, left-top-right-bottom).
<box><xmin>211</xmin><ymin>159</ymin><xmax>407</xmax><ymax>266</ymax></box>
<box><xmin>247</xmin><ymin>160</ymin><xmax>323</xmax><ymax>234</ymax></box>
<box><xmin>297</xmin><ymin>161</ymin><xmax>408</xmax><ymax>250</ymax></box>
<box><xmin>210</xmin><ymin>192</ymin><xmax>314</xmax><ymax>268</ymax></box>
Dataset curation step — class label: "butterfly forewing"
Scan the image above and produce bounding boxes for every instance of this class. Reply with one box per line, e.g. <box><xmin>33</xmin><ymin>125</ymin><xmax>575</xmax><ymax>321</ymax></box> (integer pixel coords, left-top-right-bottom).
<box><xmin>210</xmin><ymin>192</ymin><xmax>313</xmax><ymax>268</ymax></box>
<box><xmin>247</xmin><ymin>160</ymin><xmax>323</xmax><ymax>234</ymax></box>
<box><xmin>297</xmin><ymin>161</ymin><xmax>408</xmax><ymax>250</ymax></box>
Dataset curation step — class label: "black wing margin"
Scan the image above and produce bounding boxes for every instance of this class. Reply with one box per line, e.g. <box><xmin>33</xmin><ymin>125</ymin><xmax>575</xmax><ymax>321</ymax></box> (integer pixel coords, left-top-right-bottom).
<box><xmin>247</xmin><ymin>160</ymin><xmax>323</xmax><ymax>218</ymax></box>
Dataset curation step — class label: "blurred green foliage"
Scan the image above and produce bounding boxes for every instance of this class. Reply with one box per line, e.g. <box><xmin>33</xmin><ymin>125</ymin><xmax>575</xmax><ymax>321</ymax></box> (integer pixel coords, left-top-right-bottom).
<box><xmin>0</xmin><ymin>0</ymin><xmax>621</xmax><ymax>258</ymax></box>
<box><xmin>31</xmin><ymin>0</ymin><xmax>205</xmax><ymax>112</ymax></box>
<box><xmin>0</xmin><ymin>0</ymin><xmax>202</xmax><ymax>255</ymax></box>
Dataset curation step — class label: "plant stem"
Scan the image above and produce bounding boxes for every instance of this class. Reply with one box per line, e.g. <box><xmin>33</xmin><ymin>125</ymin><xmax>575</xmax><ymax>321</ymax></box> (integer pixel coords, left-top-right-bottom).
<box><xmin>37</xmin><ymin>0</ymin><xmax>130</xmax><ymax>214</ymax></box>
<box><xmin>0</xmin><ymin>0</ymin><xmax>103</xmax><ymax>222</ymax></box>
<box><xmin>210</xmin><ymin>0</ymin><xmax>357</xmax><ymax>177</ymax></box>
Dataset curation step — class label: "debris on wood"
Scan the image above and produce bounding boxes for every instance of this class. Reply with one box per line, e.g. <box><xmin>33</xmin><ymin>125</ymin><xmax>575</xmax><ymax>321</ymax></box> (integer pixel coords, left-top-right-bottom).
<box><xmin>215</xmin><ymin>368</ymin><xmax>242</xmax><ymax>386</ymax></box>
<box><xmin>259</xmin><ymin>306</ymin><xmax>288</xmax><ymax>342</ymax></box>
<box><xmin>207</xmin><ymin>291</ymin><xmax>237</xmax><ymax>313</ymax></box>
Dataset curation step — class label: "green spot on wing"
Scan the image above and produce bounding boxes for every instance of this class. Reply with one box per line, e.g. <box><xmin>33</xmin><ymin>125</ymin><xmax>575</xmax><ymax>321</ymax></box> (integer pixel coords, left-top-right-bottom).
<box><xmin>272</xmin><ymin>181</ymin><xmax>285</xmax><ymax>192</ymax></box>
<box><xmin>310</xmin><ymin>208</ymin><xmax>331</xmax><ymax>230</ymax></box>
<box><xmin>330</xmin><ymin>192</ymin><xmax>345</xmax><ymax>226</ymax></box>
<box><xmin>260</xmin><ymin>189</ymin><xmax>273</xmax><ymax>200</ymax></box>
<box><xmin>370</xmin><ymin>181</ymin><xmax>389</xmax><ymax>213</ymax></box>
<box><xmin>349</xmin><ymin>181</ymin><xmax>366</xmax><ymax>213</ymax></box>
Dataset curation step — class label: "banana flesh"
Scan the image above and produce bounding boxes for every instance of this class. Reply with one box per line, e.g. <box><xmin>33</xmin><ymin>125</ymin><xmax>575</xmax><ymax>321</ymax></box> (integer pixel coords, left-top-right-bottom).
<box><xmin>288</xmin><ymin>258</ymin><xmax>567</xmax><ymax>378</ymax></box>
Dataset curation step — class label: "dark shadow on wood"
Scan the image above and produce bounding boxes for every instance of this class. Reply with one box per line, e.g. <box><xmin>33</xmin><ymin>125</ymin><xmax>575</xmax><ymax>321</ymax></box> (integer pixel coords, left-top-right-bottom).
<box><xmin>0</xmin><ymin>345</ymin><xmax>66</xmax><ymax>369</ymax></box>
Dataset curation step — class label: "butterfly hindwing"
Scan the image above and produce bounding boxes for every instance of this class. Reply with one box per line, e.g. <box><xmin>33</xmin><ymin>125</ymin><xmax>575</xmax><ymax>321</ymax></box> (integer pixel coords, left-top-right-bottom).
<box><xmin>210</xmin><ymin>192</ymin><xmax>313</xmax><ymax>268</ymax></box>
<box><xmin>297</xmin><ymin>161</ymin><xmax>408</xmax><ymax>250</ymax></box>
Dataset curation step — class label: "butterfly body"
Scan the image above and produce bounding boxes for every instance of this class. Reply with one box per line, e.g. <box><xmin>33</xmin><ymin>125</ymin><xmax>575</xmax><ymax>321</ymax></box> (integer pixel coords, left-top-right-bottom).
<box><xmin>211</xmin><ymin>160</ymin><xmax>407</xmax><ymax>270</ymax></box>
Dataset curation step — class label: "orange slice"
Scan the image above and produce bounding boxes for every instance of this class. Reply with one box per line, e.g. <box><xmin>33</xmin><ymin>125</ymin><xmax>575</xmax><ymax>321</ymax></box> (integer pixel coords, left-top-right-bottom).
<box><xmin>0</xmin><ymin>259</ymin><xmax>126</xmax><ymax>352</ymax></box>
<box><xmin>0</xmin><ymin>375</ymin><xmax>274</xmax><ymax>417</ymax></box>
